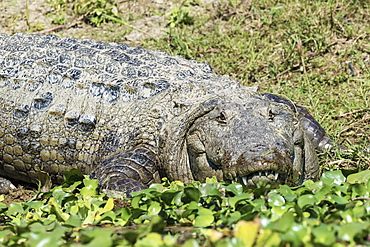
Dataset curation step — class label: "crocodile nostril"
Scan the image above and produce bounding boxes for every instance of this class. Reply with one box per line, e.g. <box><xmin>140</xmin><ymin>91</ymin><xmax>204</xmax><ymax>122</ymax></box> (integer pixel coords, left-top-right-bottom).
<box><xmin>249</xmin><ymin>145</ymin><xmax>268</xmax><ymax>152</ymax></box>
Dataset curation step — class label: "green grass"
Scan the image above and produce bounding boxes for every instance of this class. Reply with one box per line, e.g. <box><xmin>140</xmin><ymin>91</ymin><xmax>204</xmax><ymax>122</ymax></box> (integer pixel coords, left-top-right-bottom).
<box><xmin>140</xmin><ymin>0</ymin><xmax>369</xmax><ymax>170</ymax></box>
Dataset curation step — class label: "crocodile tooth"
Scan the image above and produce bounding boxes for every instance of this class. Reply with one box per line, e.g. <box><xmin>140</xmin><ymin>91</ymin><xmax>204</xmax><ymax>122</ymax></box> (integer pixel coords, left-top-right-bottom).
<box><xmin>242</xmin><ymin>177</ymin><xmax>247</xmax><ymax>185</ymax></box>
<box><xmin>275</xmin><ymin>173</ymin><xmax>279</xmax><ymax>180</ymax></box>
<box><xmin>259</xmin><ymin>171</ymin><xmax>262</xmax><ymax>177</ymax></box>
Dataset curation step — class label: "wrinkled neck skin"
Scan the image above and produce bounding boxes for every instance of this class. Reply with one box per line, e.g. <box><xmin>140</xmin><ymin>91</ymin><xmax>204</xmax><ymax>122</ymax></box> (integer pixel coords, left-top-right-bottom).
<box><xmin>157</xmin><ymin>96</ymin><xmax>221</xmax><ymax>183</ymax></box>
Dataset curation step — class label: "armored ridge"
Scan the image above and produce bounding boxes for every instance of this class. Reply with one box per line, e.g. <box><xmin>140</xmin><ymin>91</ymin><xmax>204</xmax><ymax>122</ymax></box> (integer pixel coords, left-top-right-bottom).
<box><xmin>0</xmin><ymin>33</ymin><xmax>321</xmax><ymax>194</ymax></box>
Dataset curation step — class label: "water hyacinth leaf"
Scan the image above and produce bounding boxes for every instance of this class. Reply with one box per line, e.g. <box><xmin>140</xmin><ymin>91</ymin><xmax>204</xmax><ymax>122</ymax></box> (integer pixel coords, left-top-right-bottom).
<box><xmin>349</xmin><ymin>183</ymin><xmax>367</xmax><ymax>197</ymax></box>
<box><xmin>29</xmin><ymin>232</ymin><xmax>63</xmax><ymax>247</ymax></box>
<box><xmin>163</xmin><ymin>235</ymin><xmax>178</xmax><ymax>246</ymax></box>
<box><xmin>302</xmin><ymin>179</ymin><xmax>323</xmax><ymax>191</ymax></box>
<box><xmin>117</xmin><ymin>207</ymin><xmax>131</xmax><ymax>221</ymax></box>
<box><xmin>194</xmin><ymin>214</ymin><xmax>214</xmax><ymax>227</ymax></box>
<box><xmin>0</xmin><ymin>229</ymin><xmax>13</xmax><ymax>242</ymax></box>
<box><xmin>148</xmin><ymin>201</ymin><xmax>162</xmax><ymax>215</ymax></box>
<box><xmin>205</xmin><ymin>176</ymin><xmax>219</xmax><ymax>183</ymax></box>
<box><xmin>331</xmin><ymin>195</ymin><xmax>348</xmax><ymax>204</ymax></box>
<box><xmin>7</xmin><ymin>202</ymin><xmax>25</xmax><ymax>215</ymax></box>
<box><xmin>239</xmin><ymin>205</ymin><xmax>258</xmax><ymax>221</ymax></box>
<box><xmin>96</xmin><ymin>211</ymin><xmax>117</xmax><ymax>223</ymax></box>
<box><xmin>43</xmin><ymin>214</ymin><xmax>57</xmax><ymax>226</ymax></box>
<box><xmin>131</xmin><ymin>194</ymin><xmax>144</xmax><ymax>208</ymax></box>
<box><xmin>80</xmin><ymin>179</ymin><xmax>98</xmax><ymax>197</ymax></box>
<box><xmin>182</xmin><ymin>187</ymin><xmax>201</xmax><ymax>203</ymax></box>
<box><xmin>234</xmin><ymin>220</ymin><xmax>260</xmax><ymax>247</ymax></box>
<box><xmin>135</xmin><ymin>232</ymin><xmax>163</xmax><ymax>247</ymax></box>
<box><xmin>122</xmin><ymin>230</ymin><xmax>140</xmax><ymax>244</ymax></box>
<box><xmin>297</xmin><ymin>194</ymin><xmax>318</xmax><ymax>209</ymax></box>
<box><xmin>80</xmin><ymin>228</ymin><xmax>113</xmax><ymax>247</ymax></box>
<box><xmin>320</xmin><ymin>170</ymin><xmax>345</xmax><ymax>185</ymax></box>
<box><xmin>147</xmin><ymin>215</ymin><xmax>166</xmax><ymax>233</ymax></box>
<box><xmin>25</xmin><ymin>201</ymin><xmax>45</xmax><ymax>211</ymax></box>
<box><xmin>352</xmin><ymin>204</ymin><xmax>366</xmax><ymax>219</ymax></box>
<box><xmin>270</xmin><ymin>205</ymin><xmax>290</xmax><ymax>217</ymax></box>
<box><xmin>314</xmin><ymin>184</ymin><xmax>332</xmax><ymax>201</ymax></box>
<box><xmin>173</xmin><ymin>190</ymin><xmax>184</xmax><ymax>205</ymax></box>
<box><xmin>64</xmin><ymin>214</ymin><xmax>82</xmax><ymax>227</ymax></box>
<box><xmin>199</xmin><ymin>183</ymin><xmax>221</xmax><ymax>197</ymax></box>
<box><xmin>183</xmin><ymin>239</ymin><xmax>200</xmax><ymax>247</ymax></box>
<box><xmin>267</xmin><ymin>212</ymin><xmax>294</xmax><ymax>232</ymax></box>
<box><xmin>228</xmin><ymin>193</ymin><xmax>253</xmax><ymax>208</ymax></box>
<box><xmin>275</xmin><ymin>185</ymin><xmax>296</xmax><ymax>202</ymax></box>
<box><xmin>255</xmin><ymin>229</ymin><xmax>281</xmax><ymax>247</ymax></box>
<box><xmin>49</xmin><ymin>197</ymin><xmax>69</xmax><ymax>221</ymax></box>
<box><xmin>249</xmin><ymin>198</ymin><xmax>269</xmax><ymax>215</ymax></box>
<box><xmin>63</xmin><ymin>168</ymin><xmax>85</xmax><ymax>185</ymax></box>
<box><xmin>52</xmin><ymin>188</ymin><xmax>71</xmax><ymax>205</ymax></box>
<box><xmin>280</xmin><ymin>223</ymin><xmax>307</xmax><ymax>246</ymax></box>
<box><xmin>169</xmin><ymin>180</ymin><xmax>185</xmax><ymax>190</ymax></box>
<box><xmin>225</xmin><ymin>183</ymin><xmax>244</xmax><ymax>195</ymax></box>
<box><xmin>29</xmin><ymin>222</ymin><xmax>49</xmax><ymax>233</ymax></box>
<box><xmin>338</xmin><ymin>222</ymin><xmax>368</xmax><ymax>243</ymax></box>
<box><xmin>268</xmin><ymin>194</ymin><xmax>285</xmax><ymax>207</ymax></box>
<box><xmin>347</xmin><ymin>170</ymin><xmax>370</xmax><ymax>184</ymax></box>
<box><xmin>29</xmin><ymin>223</ymin><xmax>67</xmax><ymax>247</ymax></box>
<box><xmin>161</xmin><ymin>190</ymin><xmax>181</xmax><ymax>205</ymax></box>
<box><xmin>194</xmin><ymin>208</ymin><xmax>214</xmax><ymax>227</ymax></box>
<box><xmin>227</xmin><ymin>211</ymin><xmax>242</xmax><ymax>225</ymax></box>
<box><xmin>312</xmin><ymin>225</ymin><xmax>335</xmax><ymax>246</ymax></box>
<box><xmin>215</xmin><ymin>238</ymin><xmax>245</xmax><ymax>247</ymax></box>
<box><xmin>149</xmin><ymin>183</ymin><xmax>164</xmax><ymax>192</ymax></box>
<box><xmin>203</xmin><ymin>229</ymin><xmax>224</xmax><ymax>243</ymax></box>
<box><xmin>83</xmin><ymin>210</ymin><xmax>99</xmax><ymax>225</ymax></box>
<box><xmin>102</xmin><ymin>198</ymin><xmax>115</xmax><ymax>212</ymax></box>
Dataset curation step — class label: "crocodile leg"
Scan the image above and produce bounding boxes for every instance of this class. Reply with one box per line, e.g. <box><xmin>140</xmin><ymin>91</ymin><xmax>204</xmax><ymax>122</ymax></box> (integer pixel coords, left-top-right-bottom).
<box><xmin>90</xmin><ymin>145</ymin><xmax>161</xmax><ymax>196</ymax></box>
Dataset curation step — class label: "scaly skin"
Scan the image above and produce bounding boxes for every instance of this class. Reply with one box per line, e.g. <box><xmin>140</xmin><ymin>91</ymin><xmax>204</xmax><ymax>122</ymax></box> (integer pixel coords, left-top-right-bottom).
<box><xmin>262</xmin><ymin>93</ymin><xmax>340</xmax><ymax>151</ymax></box>
<box><xmin>0</xmin><ymin>33</ymin><xmax>320</xmax><ymax>194</ymax></box>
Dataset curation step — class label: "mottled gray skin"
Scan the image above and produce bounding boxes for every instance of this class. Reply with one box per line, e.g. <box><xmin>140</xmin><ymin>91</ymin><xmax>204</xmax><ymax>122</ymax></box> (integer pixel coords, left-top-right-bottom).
<box><xmin>0</xmin><ymin>33</ymin><xmax>322</xmax><ymax>194</ymax></box>
<box><xmin>262</xmin><ymin>94</ymin><xmax>336</xmax><ymax>151</ymax></box>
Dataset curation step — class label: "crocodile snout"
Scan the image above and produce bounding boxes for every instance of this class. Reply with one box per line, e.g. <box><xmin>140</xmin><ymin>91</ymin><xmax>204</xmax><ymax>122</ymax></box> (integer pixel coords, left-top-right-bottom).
<box><xmin>223</xmin><ymin>146</ymin><xmax>292</xmax><ymax>188</ymax></box>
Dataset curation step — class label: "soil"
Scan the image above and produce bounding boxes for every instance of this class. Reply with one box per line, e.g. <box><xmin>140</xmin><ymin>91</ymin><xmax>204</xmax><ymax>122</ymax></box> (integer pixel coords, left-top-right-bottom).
<box><xmin>0</xmin><ymin>0</ymin><xmax>172</xmax><ymax>45</ymax></box>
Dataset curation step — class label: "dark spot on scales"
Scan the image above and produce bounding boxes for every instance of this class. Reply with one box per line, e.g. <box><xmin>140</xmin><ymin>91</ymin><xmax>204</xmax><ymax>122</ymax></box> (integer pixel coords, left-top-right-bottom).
<box><xmin>33</xmin><ymin>92</ymin><xmax>53</xmax><ymax>109</ymax></box>
<box><xmin>78</xmin><ymin>114</ymin><xmax>96</xmax><ymax>131</ymax></box>
<box><xmin>14</xmin><ymin>105</ymin><xmax>30</xmax><ymax>117</ymax></box>
<box><xmin>17</xmin><ymin>127</ymin><xmax>29</xmax><ymax>137</ymax></box>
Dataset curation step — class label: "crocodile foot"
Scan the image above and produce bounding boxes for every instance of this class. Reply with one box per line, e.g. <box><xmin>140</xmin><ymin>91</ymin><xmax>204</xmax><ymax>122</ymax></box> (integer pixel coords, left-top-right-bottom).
<box><xmin>0</xmin><ymin>177</ymin><xmax>17</xmax><ymax>194</ymax></box>
<box><xmin>98</xmin><ymin>177</ymin><xmax>149</xmax><ymax>197</ymax></box>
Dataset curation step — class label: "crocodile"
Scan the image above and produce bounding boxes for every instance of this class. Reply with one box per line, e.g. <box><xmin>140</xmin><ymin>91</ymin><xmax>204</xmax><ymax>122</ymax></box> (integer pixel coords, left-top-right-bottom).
<box><xmin>0</xmin><ymin>33</ymin><xmax>327</xmax><ymax>195</ymax></box>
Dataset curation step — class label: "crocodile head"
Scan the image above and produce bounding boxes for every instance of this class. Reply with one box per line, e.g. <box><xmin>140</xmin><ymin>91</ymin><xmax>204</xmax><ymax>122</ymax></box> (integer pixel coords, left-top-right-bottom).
<box><xmin>183</xmin><ymin>93</ymin><xmax>318</xmax><ymax>188</ymax></box>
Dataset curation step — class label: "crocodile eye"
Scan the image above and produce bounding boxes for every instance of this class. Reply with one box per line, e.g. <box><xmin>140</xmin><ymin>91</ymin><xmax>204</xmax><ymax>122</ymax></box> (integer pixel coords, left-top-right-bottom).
<box><xmin>268</xmin><ymin>109</ymin><xmax>275</xmax><ymax>121</ymax></box>
<box><xmin>268</xmin><ymin>105</ymin><xmax>279</xmax><ymax>121</ymax></box>
<box><xmin>216</xmin><ymin>111</ymin><xmax>227</xmax><ymax>124</ymax></box>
